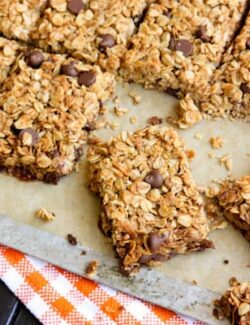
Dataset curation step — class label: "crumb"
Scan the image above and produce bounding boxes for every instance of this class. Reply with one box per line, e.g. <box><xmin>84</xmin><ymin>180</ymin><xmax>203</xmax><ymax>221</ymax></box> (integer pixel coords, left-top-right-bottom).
<box><xmin>85</xmin><ymin>260</ymin><xmax>98</xmax><ymax>276</ymax></box>
<box><xmin>67</xmin><ymin>234</ymin><xmax>77</xmax><ymax>246</ymax></box>
<box><xmin>210</xmin><ymin>136</ymin><xmax>225</xmax><ymax>149</ymax></box>
<box><xmin>223</xmin><ymin>259</ymin><xmax>229</xmax><ymax>264</ymax></box>
<box><xmin>129</xmin><ymin>116</ymin><xmax>137</xmax><ymax>124</ymax></box>
<box><xmin>192</xmin><ymin>280</ymin><xmax>198</xmax><ymax>285</ymax></box>
<box><xmin>208</xmin><ymin>151</ymin><xmax>216</xmax><ymax>159</ymax></box>
<box><xmin>218</xmin><ymin>154</ymin><xmax>232</xmax><ymax>171</ymax></box>
<box><xmin>94</xmin><ymin>118</ymin><xmax>107</xmax><ymax>130</ymax></box>
<box><xmin>205</xmin><ymin>186</ymin><xmax>220</xmax><ymax>198</ymax></box>
<box><xmin>194</xmin><ymin>133</ymin><xmax>203</xmax><ymax>140</ymax></box>
<box><xmin>35</xmin><ymin>208</ymin><xmax>55</xmax><ymax>222</ymax></box>
<box><xmin>107</xmin><ymin>121</ymin><xmax>119</xmax><ymax>130</ymax></box>
<box><xmin>246</xmin><ymin>264</ymin><xmax>250</xmax><ymax>268</ymax></box>
<box><xmin>128</xmin><ymin>91</ymin><xmax>141</xmax><ymax>104</ymax></box>
<box><xmin>185</xmin><ymin>149</ymin><xmax>196</xmax><ymax>160</ymax></box>
<box><xmin>148</xmin><ymin>116</ymin><xmax>163</xmax><ymax>126</ymax></box>
<box><xmin>81</xmin><ymin>250</ymin><xmax>86</xmax><ymax>255</ymax></box>
<box><xmin>114</xmin><ymin>106</ymin><xmax>128</xmax><ymax>117</ymax></box>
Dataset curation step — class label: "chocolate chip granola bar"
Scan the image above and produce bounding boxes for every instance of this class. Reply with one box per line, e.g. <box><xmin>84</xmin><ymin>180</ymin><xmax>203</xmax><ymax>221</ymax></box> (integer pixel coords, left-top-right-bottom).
<box><xmin>217</xmin><ymin>176</ymin><xmax>250</xmax><ymax>242</ymax></box>
<box><xmin>0</xmin><ymin>0</ymin><xmax>48</xmax><ymax>41</ymax></box>
<box><xmin>87</xmin><ymin>126</ymin><xmax>213</xmax><ymax>275</ymax></box>
<box><xmin>213</xmin><ymin>278</ymin><xmax>250</xmax><ymax>324</ymax></box>
<box><xmin>31</xmin><ymin>0</ymin><xmax>151</xmax><ymax>71</ymax></box>
<box><xmin>0</xmin><ymin>37</ymin><xmax>23</xmax><ymax>87</ymax></box>
<box><xmin>177</xmin><ymin>11</ymin><xmax>250</xmax><ymax>128</ymax></box>
<box><xmin>0</xmin><ymin>50</ymin><xmax>115</xmax><ymax>183</ymax></box>
<box><xmin>121</xmin><ymin>0</ymin><xmax>248</xmax><ymax>98</ymax></box>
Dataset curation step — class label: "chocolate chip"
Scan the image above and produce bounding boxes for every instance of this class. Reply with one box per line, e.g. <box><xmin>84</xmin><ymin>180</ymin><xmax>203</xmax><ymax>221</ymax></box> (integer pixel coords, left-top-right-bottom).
<box><xmin>82</xmin><ymin>122</ymin><xmax>95</xmax><ymax>132</ymax></box>
<box><xmin>196</xmin><ymin>25</ymin><xmax>211</xmax><ymax>42</ymax></box>
<box><xmin>67</xmin><ymin>0</ymin><xmax>84</xmax><ymax>14</ymax></box>
<box><xmin>10</xmin><ymin>124</ymin><xmax>21</xmax><ymax>136</ymax></box>
<box><xmin>223</xmin><ymin>259</ymin><xmax>229</xmax><ymax>264</ymax></box>
<box><xmin>78</xmin><ymin>70</ymin><xmax>96</xmax><ymax>87</ymax></box>
<box><xmin>74</xmin><ymin>146</ymin><xmax>83</xmax><ymax>162</ymax></box>
<box><xmin>148</xmin><ymin>116</ymin><xmax>162</xmax><ymax>126</ymax></box>
<box><xmin>175</xmin><ymin>39</ymin><xmax>193</xmax><ymax>56</ymax></box>
<box><xmin>67</xmin><ymin>234</ymin><xmax>77</xmax><ymax>245</ymax></box>
<box><xmin>139</xmin><ymin>254</ymin><xmax>153</xmax><ymax>264</ymax></box>
<box><xmin>61</xmin><ymin>62</ymin><xmax>78</xmax><ymax>77</ymax></box>
<box><xmin>169</xmin><ymin>37</ymin><xmax>176</xmax><ymax>51</ymax></box>
<box><xmin>144</xmin><ymin>170</ymin><xmax>164</xmax><ymax>188</ymax></box>
<box><xmin>26</xmin><ymin>51</ymin><xmax>44</xmax><ymax>69</ymax></box>
<box><xmin>240</xmin><ymin>83</ymin><xmax>250</xmax><ymax>94</ymax></box>
<box><xmin>246</xmin><ymin>38</ymin><xmax>250</xmax><ymax>49</ymax></box>
<box><xmin>12</xmin><ymin>166</ymin><xmax>34</xmax><ymax>182</ymax></box>
<box><xmin>99</xmin><ymin>34</ymin><xmax>116</xmax><ymax>51</ymax></box>
<box><xmin>165</xmin><ymin>87</ymin><xmax>179</xmax><ymax>97</ymax></box>
<box><xmin>43</xmin><ymin>172</ymin><xmax>61</xmax><ymax>185</ymax></box>
<box><xmin>149</xmin><ymin>232</ymin><xmax>166</xmax><ymax>253</ymax></box>
<box><xmin>19</xmin><ymin>128</ymin><xmax>39</xmax><ymax>146</ymax></box>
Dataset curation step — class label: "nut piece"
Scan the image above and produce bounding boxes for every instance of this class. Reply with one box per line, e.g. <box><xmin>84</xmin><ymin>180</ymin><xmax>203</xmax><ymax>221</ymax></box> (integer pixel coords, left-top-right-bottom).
<box><xmin>35</xmin><ymin>208</ymin><xmax>55</xmax><ymax>222</ymax></box>
<box><xmin>85</xmin><ymin>260</ymin><xmax>98</xmax><ymax>277</ymax></box>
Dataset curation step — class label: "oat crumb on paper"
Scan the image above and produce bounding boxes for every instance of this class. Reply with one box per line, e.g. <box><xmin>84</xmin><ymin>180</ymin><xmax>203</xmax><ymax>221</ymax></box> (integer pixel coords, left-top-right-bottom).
<box><xmin>114</xmin><ymin>106</ymin><xmax>128</xmax><ymax>117</ymax></box>
<box><xmin>208</xmin><ymin>152</ymin><xmax>216</xmax><ymax>159</ymax></box>
<box><xmin>194</xmin><ymin>133</ymin><xmax>203</xmax><ymax>140</ymax></box>
<box><xmin>185</xmin><ymin>149</ymin><xmax>196</xmax><ymax>160</ymax></box>
<box><xmin>35</xmin><ymin>208</ymin><xmax>55</xmax><ymax>222</ymax></box>
<box><xmin>85</xmin><ymin>260</ymin><xmax>98</xmax><ymax>277</ymax></box>
<box><xmin>210</xmin><ymin>136</ymin><xmax>225</xmax><ymax>149</ymax></box>
<box><xmin>128</xmin><ymin>91</ymin><xmax>141</xmax><ymax>105</ymax></box>
<box><xmin>129</xmin><ymin>116</ymin><xmax>137</xmax><ymax>124</ymax></box>
<box><xmin>219</xmin><ymin>154</ymin><xmax>232</xmax><ymax>171</ymax></box>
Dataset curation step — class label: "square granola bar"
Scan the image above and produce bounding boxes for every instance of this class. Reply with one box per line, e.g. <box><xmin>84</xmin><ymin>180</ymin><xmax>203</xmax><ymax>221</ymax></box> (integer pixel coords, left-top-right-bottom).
<box><xmin>0</xmin><ymin>0</ymin><xmax>47</xmax><ymax>41</ymax></box>
<box><xmin>217</xmin><ymin>176</ymin><xmax>250</xmax><ymax>242</ymax></box>
<box><xmin>213</xmin><ymin>278</ymin><xmax>250</xmax><ymax>324</ymax></box>
<box><xmin>87</xmin><ymin>126</ymin><xmax>213</xmax><ymax>275</ymax></box>
<box><xmin>31</xmin><ymin>0</ymin><xmax>151</xmax><ymax>71</ymax></box>
<box><xmin>0</xmin><ymin>50</ymin><xmax>115</xmax><ymax>183</ymax></box>
<box><xmin>0</xmin><ymin>37</ymin><xmax>23</xmax><ymax>87</ymax></box>
<box><xmin>121</xmin><ymin>0</ymin><xmax>248</xmax><ymax>98</ymax></box>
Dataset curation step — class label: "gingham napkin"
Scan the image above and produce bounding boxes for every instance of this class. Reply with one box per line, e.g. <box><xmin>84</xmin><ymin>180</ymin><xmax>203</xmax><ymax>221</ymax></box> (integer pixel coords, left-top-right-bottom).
<box><xmin>0</xmin><ymin>245</ymin><xmax>206</xmax><ymax>324</ymax></box>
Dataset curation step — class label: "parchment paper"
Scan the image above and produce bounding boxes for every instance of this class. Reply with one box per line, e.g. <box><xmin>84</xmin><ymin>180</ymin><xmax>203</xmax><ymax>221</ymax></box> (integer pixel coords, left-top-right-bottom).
<box><xmin>0</xmin><ymin>83</ymin><xmax>250</xmax><ymax>320</ymax></box>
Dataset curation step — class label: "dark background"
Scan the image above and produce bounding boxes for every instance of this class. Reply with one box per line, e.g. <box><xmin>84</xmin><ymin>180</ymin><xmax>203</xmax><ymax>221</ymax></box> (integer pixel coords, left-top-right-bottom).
<box><xmin>0</xmin><ymin>280</ymin><xmax>40</xmax><ymax>325</ymax></box>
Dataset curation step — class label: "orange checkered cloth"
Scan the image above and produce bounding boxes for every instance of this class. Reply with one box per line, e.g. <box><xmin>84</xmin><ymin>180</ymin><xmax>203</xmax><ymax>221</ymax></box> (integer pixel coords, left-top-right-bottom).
<box><xmin>0</xmin><ymin>245</ymin><xmax>206</xmax><ymax>324</ymax></box>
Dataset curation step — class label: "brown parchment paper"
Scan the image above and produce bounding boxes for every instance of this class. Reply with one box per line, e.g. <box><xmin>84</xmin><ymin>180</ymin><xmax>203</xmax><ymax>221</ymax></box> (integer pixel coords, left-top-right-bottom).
<box><xmin>0</xmin><ymin>83</ymin><xmax>250</xmax><ymax>296</ymax></box>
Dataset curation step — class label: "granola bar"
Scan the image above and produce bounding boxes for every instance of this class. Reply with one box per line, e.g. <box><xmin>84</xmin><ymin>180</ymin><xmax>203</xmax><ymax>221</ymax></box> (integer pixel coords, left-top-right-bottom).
<box><xmin>0</xmin><ymin>0</ymin><xmax>47</xmax><ymax>41</ymax></box>
<box><xmin>201</xmin><ymin>11</ymin><xmax>250</xmax><ymax>121</ymax></box>
<box><xmin>177</xmin><ymin>11</ymin><xmax>250</xmax><ymax>128</ymax></box>
<box><xmin>217</xmin><ymin>176</ymin><xmax>250</xmax><ymax>241</ymax></box>
<box><xmin>121</xmin><ymin>0</ymin><xmax>247</xmax><ymax>98</ymax></box>
<box><xmin>31</xmin><ymin>0</ymin><xmax>151</xmax><ymax>71</ymax></box>
<box><xmin>0</xmin><ymin>37</ymin><xmax>23</xmax><ymax>87</ymax></box>
<box><xmin>213</xmin><ymin>278</ymin><xmax>250</xmax><ymax>324</ymax></box>
<box><xmin>0</xmin><ymin>50</ymin><xmax>115</xmax><ymax>183</ymax></box>
<box><xmin>87</xmin><ymin>126</ymin><xmax>213</xmax><ymax>275</ymax></box>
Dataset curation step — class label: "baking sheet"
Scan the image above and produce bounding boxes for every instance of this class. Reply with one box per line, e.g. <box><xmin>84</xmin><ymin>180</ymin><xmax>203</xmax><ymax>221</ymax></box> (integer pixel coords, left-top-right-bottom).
<box><xmin>0</xmin><ymin>83</ymin><xmax>250</xmax><ymax>323</ymax></box>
